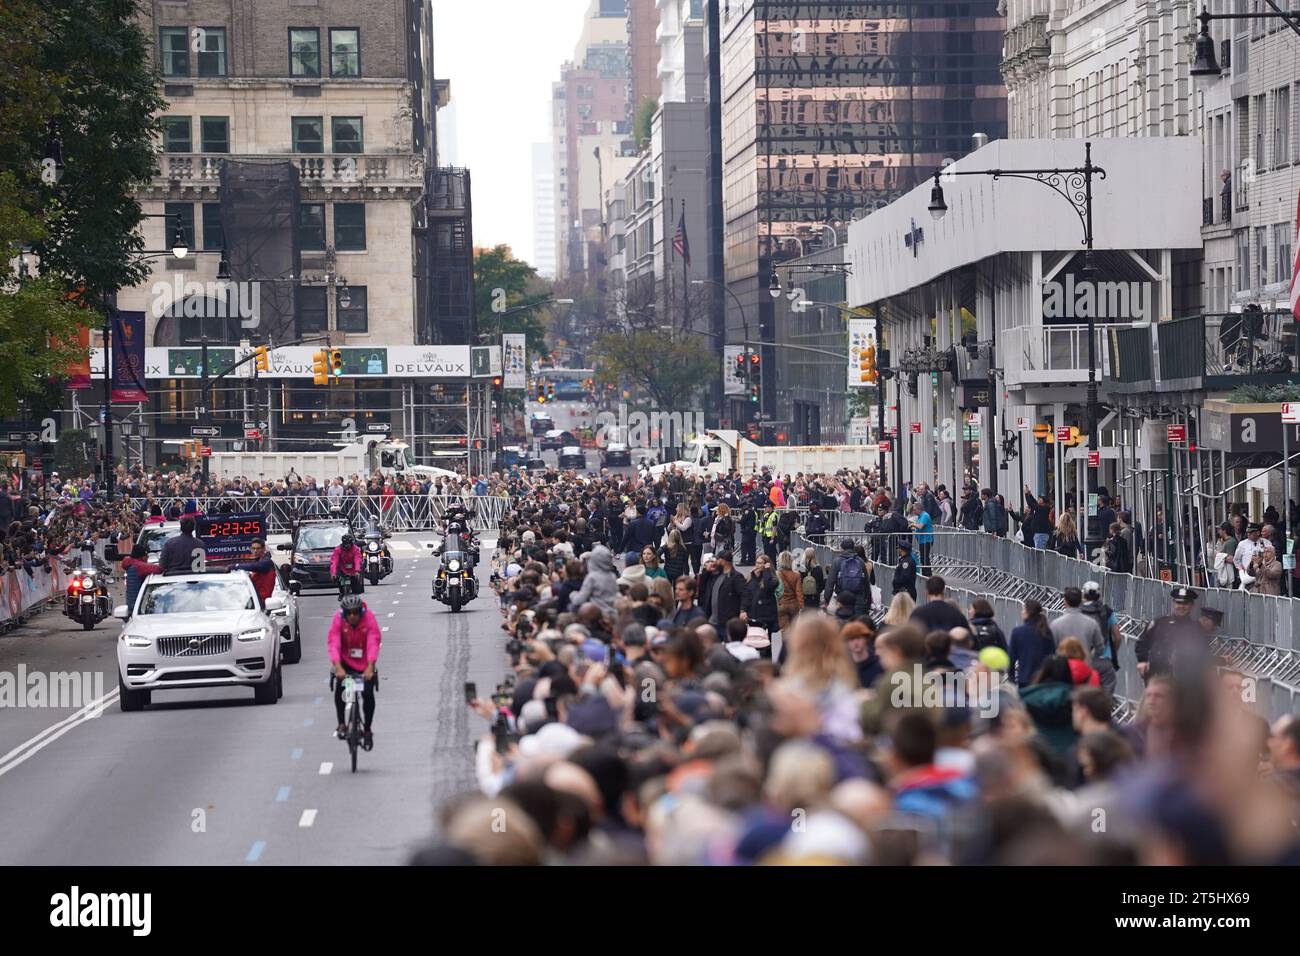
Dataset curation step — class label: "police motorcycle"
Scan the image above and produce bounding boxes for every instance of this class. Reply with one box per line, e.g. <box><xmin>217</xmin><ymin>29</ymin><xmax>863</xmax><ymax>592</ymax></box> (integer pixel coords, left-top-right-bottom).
<box><xmin>361</xmin><ymin>516</ymin><xmax>394</xmax><ymax>586</ymax></box>
<box><xmin>428</xmin><ymin>532</ymin><xmax>478</xmax><ymax>612</ymax></box>
<box><xmin>443</xmin><ymin>506</ymin><xmax>481</xmax><ymax>569</ymax></box>
<box><xmin>65</xmin><ymin>540</ymin><xmax>112</xmax><ymax>631</ymax></box>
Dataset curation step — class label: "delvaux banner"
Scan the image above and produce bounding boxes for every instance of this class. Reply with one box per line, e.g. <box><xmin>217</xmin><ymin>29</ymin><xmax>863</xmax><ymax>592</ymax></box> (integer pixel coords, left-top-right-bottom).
<box><xmin>111</xmin><ymin>311</ymin><xmax>148</xmax><ymax>403</ymax></box>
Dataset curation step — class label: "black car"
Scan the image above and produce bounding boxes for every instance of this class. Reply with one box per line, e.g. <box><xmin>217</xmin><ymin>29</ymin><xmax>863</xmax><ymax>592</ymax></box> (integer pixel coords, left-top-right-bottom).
<box><xmin>281</xmin><ymin>521</ymin><xmax>352</xmax><ymax>589</ymax></box>
<box><xmin>558</xmin><ymin>446</ymin><xmax>587</xmax><ymax>470</ymax></box>
<box><xmin>540</xmin><ymin>429</ymin><xmax>576</xmax><ymax>451</ymax></box>
<box><xmin>524</xmin><ymin>457</ymin><xmax>549</xmax><ymax>474</ymax></box>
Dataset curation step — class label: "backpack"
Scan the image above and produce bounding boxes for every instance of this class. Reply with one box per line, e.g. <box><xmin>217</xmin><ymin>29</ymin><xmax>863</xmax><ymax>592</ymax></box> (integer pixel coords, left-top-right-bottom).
<box><xmin>971</xmin><ymin>620</ymin><xmax>1004</xmax><ymax>651</ymax></box>
<box><xmin>838</xmin><ymin>555</ymin><xmax>865</xmax><ymax>594</ymax></box>
<box><xmin>802</xmin><ymin>570</ymin><xmax>820</xmax><ymax>596</ymax></box>
<box><xmin>1080</xmin><ymin>602</ymin><xmax>1115</xmax><ymax>659</ymax></box>
<box><xmin>715</xmin><ymin>516</ymin><xmax>734</xmax><ymax>540</ymax></box>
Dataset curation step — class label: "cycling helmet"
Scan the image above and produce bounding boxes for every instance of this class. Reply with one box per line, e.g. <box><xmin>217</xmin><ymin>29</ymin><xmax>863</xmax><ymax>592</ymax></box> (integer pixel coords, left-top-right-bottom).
<box><xmin>341</xmin><ymin>533</ymin><xmax>354</xmax><ymax>547</ymax></box>
<box><xmin>340</xmin><ymin>594</ymin><xmax>364</xmax><ymax>614</ymax></box>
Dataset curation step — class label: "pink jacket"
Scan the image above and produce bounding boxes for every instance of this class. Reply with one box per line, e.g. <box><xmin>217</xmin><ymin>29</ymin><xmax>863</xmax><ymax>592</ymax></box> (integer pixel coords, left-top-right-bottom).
<box><xmin>328</xmin><ymin>607</ymin><xmax>381</xmax><ymax>670</ymax></box>
<box><xmin>769</xmin><ymin>481</ymin><xmax>786</xmax><ymax>508</ymax></box>
<box><xmin>330</xmin><ymin>543</ymin><xmax>362</xmax><ymax>577</ymax></box>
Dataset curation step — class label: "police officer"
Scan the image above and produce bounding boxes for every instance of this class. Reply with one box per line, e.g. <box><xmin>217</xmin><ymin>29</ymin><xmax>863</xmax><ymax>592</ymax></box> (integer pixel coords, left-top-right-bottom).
<box><xmin>1135</xmin><ymin>585</ymin><xmax>1208</xmax><ymax>682</ymax></box>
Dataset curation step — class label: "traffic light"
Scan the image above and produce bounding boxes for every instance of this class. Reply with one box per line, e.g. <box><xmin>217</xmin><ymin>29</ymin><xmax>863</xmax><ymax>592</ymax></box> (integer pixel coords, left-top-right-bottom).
<box><xmin>546</xmin><ymin>383</ymin><xmax>555</xmax><ymax>402</ymax></box>
<box><xmin>749</xmin><ymin>383</ymin><xmax>760</xmax><ymax>404</ymax></box>
<box><xmin>328</xmin><ymin>349</ymin><xmax>343</xmax><ymax>379</ymax></box>
<box><xmin>735</xmin><ymin>353</ymin><xmax>748</xmax><ymax>381</ymax></box>
<box><xmin>253</xmin><ymin>346</ymin><xmax>269</xmax><ymax>373</ymax></box>
<box><xmin>860</xmin><ymin>344</ymin><xmax>877</xmax><ymax>384</ymax></box>
<box><xmin>311</xmin><ymin>350</ymin><xmax>329</xmax><ymax>386</ymax></box>
<box><xmin>491</xmin><ymin>375</ymin><xmax>503</xmax><ymax>389</ymax></box>
<box><xmin>536</xmin><ymin>384</ymin><xmax>546</xmax><ymax>404</ymax></box>
<box><xmin>749</xmin><ymin>352</ymin><xmax>761</xmax><ymax>372</ymax></box>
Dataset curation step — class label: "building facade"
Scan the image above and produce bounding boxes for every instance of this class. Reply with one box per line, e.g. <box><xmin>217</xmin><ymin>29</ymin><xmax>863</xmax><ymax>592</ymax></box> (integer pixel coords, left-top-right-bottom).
<box><xmin>717</xmin><ymin>0</ymin><xmax>1009</xmax><ymax>430</ymax></box>
<box><xmin>103</xmin><ymin>0</ymin><xmax>476</xmax><ymax>469</ymax></box>
<box><xmin>532</xmin><ymin>143</ymin><xmax>558</xmax><ymax>279</ymax></box>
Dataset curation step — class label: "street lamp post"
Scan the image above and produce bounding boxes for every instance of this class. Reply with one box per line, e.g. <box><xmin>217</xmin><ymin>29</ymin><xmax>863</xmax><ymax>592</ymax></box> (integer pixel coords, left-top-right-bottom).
<box><xmin>691</xmin><ymin>278</ymin><xmax>752</xmax><ymax>427</ymax></box>
<box><xmin>927</xmin><ymin>143</ymin><xmax>1107</xmax><ymax>542</ymax></box>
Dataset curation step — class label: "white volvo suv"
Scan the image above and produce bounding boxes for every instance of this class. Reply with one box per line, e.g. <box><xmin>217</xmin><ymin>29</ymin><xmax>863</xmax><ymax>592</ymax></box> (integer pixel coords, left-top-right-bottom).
<box><xmin>115</xmin><ymin>572</ymin><xmax>284</xmax><ymax>712</ymax></box>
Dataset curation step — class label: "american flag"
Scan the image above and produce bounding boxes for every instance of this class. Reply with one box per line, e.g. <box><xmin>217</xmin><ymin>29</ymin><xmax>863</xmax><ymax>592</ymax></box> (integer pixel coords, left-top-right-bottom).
<box><xmin>672</xmin><ymin>209</ymin><xmax>690</xmax><ymax>267</ymax></box>
<box><xmin>1291</xmin><ymin>189</ymin><xmax>1300</xmax><ymax>320</ymax></box>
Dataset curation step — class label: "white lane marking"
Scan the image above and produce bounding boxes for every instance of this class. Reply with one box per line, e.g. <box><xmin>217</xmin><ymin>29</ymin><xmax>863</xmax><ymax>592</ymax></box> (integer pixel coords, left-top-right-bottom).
<box><xmin>0</xmin><ymin>687</ymin><xmax>121</xmax><ymax>779</ymax></box>
<box><xmin>382</xmin><ymin>626</ymin><xmax>389</xmax><ymax>632</ymax></box>
<box><xmin>319</xmin><ymin>762</ymin><xmax>333</xmax><ymax>775</ymax></box>
<box><xmin>299</xmin><ymin>809</ymin><xmax>318</xmax><ymax>828</ymax></box>
<box><xmin>386</xmin><ymin>612</ymin><xmax>395</xmax><ymax>618</ymax></box>
<box><xmin>391</xmin><ymin>600</ymin><xmax>399</xmax><ymax>605</ymax></box>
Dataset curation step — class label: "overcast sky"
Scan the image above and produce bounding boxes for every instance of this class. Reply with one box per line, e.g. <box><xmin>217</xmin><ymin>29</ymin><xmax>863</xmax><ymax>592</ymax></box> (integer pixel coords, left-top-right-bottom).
<box><xmin>432</xmin><ymin>0</ymin><xmax>592</xmax><ymax>267</ymax></box>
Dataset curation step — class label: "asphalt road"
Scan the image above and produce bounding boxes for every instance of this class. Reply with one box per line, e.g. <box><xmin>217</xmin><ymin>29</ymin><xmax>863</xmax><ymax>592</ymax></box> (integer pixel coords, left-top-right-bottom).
<box><xmin>0</xmin><ymin>533</ymin><xmax>504</xmax><ymax>865</ymax></box>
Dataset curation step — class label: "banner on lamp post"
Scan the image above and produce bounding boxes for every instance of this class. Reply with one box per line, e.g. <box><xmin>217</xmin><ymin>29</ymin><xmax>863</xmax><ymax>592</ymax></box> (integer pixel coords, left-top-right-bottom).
<box><xmin>111</xmin><ymin>311</ymin><xmax>148</xmax><ymax>403</ymax></box>
<box><xmin>502</xmin><ymin>334</ymin><xmax>527</xmax><ymax>390</ymax></box>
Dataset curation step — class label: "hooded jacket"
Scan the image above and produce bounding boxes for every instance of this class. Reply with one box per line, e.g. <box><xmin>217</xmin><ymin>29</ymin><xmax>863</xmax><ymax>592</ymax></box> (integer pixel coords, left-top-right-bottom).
<box><xmin>569</xmin><ymin>545</ymin><xmax>618</xmax><ymax>615</ymax></box>
<box><xmin>327</xmin><ymin>605</ymin><xmax>382</xmax><ymax>671</ymax></box>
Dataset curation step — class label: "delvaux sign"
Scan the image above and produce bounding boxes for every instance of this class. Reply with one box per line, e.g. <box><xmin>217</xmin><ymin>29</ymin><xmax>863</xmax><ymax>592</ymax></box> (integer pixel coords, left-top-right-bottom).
<box><xmin>1199</xmin><ymin>400</ymin><xmax>1300</xmax><ymax>454</ymax></box>
<box><xmin>88</xmin><ymin>345</ymin><xmax>471</xmax><ymax>380</ymax></box>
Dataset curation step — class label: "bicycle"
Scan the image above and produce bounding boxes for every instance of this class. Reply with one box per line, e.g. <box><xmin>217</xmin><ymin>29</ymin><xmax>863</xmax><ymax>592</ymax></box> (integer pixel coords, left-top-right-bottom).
<box><xmin>337</xmin><ymin>672</ymin><xmax>367</xmax><ymax>773</ymax></box>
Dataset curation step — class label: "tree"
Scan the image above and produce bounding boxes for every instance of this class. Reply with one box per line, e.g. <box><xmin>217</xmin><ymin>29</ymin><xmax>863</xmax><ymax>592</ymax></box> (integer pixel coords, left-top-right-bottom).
<box><xmin>27</xmin><ymin>0</ymin><xmax>166</xmax><ymax>298</ymax></box>
<box><xmin>590</xmin><ymin>329</ymin><xmax>716</xmax><ymax>413</ymax></box>
<box><xmin>0</xmin><ymin>0</ymin><xmax>164</xmax><ymax>414</ymax></box>
<box><xmin>474</xmin><ymin>244</ymin><xmax>553</xmax><ymax>360</ymax></box>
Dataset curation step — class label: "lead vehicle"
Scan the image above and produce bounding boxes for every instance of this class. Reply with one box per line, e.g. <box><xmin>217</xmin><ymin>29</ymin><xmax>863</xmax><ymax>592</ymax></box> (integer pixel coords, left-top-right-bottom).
<box><xmin>115</xmin><ymin>572</ymin><xmax>284</xmax><ymax>712</ymax></box>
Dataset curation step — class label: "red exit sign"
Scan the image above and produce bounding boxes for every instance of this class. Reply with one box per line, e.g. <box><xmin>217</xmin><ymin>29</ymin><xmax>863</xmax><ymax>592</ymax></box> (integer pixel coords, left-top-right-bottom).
<box><xmin>879</xmin><ymin>440</ymin><xmax>891</xmax><ymax>452</ymax></box>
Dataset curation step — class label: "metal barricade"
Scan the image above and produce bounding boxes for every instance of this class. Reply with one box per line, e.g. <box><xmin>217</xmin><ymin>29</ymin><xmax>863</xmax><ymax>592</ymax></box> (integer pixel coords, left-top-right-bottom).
<box><xmin>124</xmin><ymin>494</ymin><xmax>513</xmax><ymax>534</ymax></box>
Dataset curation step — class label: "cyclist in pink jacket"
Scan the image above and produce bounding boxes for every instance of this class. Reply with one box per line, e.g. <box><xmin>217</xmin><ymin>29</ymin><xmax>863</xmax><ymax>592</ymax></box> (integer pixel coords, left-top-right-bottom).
<box><xmin>328</xmin><ymin>594</ymin><xmax>381</xmax><ymax>748</ymax></box>
<box><xmin>330</xmin><ymin>533</ymin><xmax>364</xmax><ymax>595</ymax></box>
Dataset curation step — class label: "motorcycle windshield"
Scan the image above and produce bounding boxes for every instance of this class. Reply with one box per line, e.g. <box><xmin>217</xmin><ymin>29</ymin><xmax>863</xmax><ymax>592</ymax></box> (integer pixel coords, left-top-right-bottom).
<box><xmin>441</xmin><ymin>536</ymin><xmax>464</xmax><ymax>558</ymax></box>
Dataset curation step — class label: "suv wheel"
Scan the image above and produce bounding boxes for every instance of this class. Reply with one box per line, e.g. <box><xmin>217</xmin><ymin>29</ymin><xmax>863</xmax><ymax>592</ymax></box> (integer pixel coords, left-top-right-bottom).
<box><xmin>118</xmin><ymin>674</ymin><xmax>149</xmax><ymax>712</ymax></box>
<box><xmin>254</xmin><ymin>664</ymin><xmax>280</xmax><ymax>705</ymax></box>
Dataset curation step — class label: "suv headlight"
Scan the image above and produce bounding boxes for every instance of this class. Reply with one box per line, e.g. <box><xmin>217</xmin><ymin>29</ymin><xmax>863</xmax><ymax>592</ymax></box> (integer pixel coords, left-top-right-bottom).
<box><xmin>236</xmin><ymin>628</ymin><xmax>268</xmax><ymax>643</ymax></box>
<box><xmin>122</xmin><ymin>634</ymin><xmax>151</xmax><ymax>647</ymax></box>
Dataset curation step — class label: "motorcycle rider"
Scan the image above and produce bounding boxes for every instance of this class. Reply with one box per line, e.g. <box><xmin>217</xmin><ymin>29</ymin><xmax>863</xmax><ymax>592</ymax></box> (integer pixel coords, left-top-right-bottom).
<box><xmin>330</xmin><ymin>532</ymin><xmax>364</xmax><ymax>595</ymax></box>
<box><xmin>329</xmin><ymin>594</ymin><xmax>381</xmax><ymax>749</ymax></box>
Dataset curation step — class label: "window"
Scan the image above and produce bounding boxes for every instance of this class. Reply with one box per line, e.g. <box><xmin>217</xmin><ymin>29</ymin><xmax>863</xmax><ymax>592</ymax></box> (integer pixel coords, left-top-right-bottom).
<box><xmin>1275</xmin><ymin>222</ymin><xmax>1292</xmax><ymax>284</ymax></box>
<box><xmin>292</xmin><ymin>117</ymin><xmax>323</xmax><ymax>153</ymax></box>
<box><xmin>161</xmin><ymin>117</ymin><xmax>192</xmax><ymax>152</ymax></box>
<box><xmin>200</xmin><ymin>116</ymin><xmax>229</xmax><ymax>153</ymax></box>
<box><xmin>336</xmin><ymin>286</ymin><xmax>367</xmax><ymax>332</ymax></box>
<box><xmin>160</xmin><ymin>27</ymin><xmax>189</xmax><ymax>77</ymax></box>
<box><xmin>1236</xmin><ymin>230</ymin><xmax>1250</xmax><ymax>291</ymax></box>
<box><xmin>195</xmin><ymin>27</ymin><xmax>227</xmax><ymax>77</ymax></box>
<box><xmin>166</xmin><ymin>203</ymin><xmax>196</xmax><ymax>252</ymax></box>
<box><xmin>1275</xmin><ymin>87</ymin><xmax>1290</xmax><ymax>167</ymax></box>
<box><xmin>201</xmin><ymin>203</ymin><xmax>224</xmax><ymax>251</ymax></box>
<box><xmin>289</xmin><ymin>28</ymin><xmax>320</xmax><ymax>77</ymax></box>
<box><xmin>1256</xmin><ymin>226</ymin><xmax>1270</xmax><ymax>288</ymax></box>
<box><xmin>331</xmin><ymin>117</ymin><xmax>363</xmax><ymax>153</ymax></box>
<box><xmin>299</xmin><ymin>203</ymin><xmax>326</xmax><ymax>251</ymax></box>
<box><xmin>297</xmin><ymin>286</ymin><xmax>327</xmax><ymax>334</ymax></box>
<box><xmin>1255</xmin><ymin>94</ymin><xmax>1266</xmax><ymax>168</ymax></box>
<box><xmin>333</xmin><ymin>203</ymin><xmax>366</xmax><ymax>250</ymax></box>
<box><xmin>330</xmin><ymin>29</ymin><xmax>360</xmax><ymax>77</ymax></box>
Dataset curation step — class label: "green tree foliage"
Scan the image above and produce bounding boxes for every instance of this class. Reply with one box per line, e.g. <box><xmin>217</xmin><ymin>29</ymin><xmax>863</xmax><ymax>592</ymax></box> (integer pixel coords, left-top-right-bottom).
<box><xmin>0</xmin><ymin>0</ymin><xmax>165</xmax><ymax>415</ymax></box>
<box><xmin>591</xmin><ymin>329</ymin><xmax>715</xmax><ymax>412</ymax></box>
<box><xmin>634</xmin><ymin>97</ymin><xmax>658</xmax><ymax>150</ymax></box>
<box><xmin>474</xmin><ymin>244</ymin><xmax>552</xmax><ymax>360</ymax></box>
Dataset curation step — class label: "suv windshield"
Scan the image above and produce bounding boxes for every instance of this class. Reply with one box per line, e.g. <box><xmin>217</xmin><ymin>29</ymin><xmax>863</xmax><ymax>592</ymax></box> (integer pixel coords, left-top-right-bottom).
<box><xmin>298</xmin><ymin>526</ymin><xmax>348</xmax><ymax>550</ymax></box>
<box><xmin>138</xmin><ymin>527</ymin><xmax>179</xmax><ymax>558</ymax></box>
<box><xmin>139</xmin><ymin>580</ymin><xmax>255</xmax><ymax>615</ymax></box>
